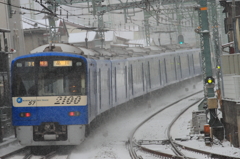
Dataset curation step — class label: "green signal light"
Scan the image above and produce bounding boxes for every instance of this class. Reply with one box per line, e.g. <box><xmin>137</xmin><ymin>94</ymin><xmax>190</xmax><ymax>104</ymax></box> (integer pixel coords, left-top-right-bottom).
<box><xmin>179</xmin><ymin>42</ymin><xmax>183</xmax><ymax>44</ymax></box>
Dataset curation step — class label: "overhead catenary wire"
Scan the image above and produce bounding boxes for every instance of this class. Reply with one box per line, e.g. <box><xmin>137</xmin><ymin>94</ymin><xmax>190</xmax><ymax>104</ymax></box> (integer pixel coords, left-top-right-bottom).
<box><xmin>0</xmin><ymin>1</ymin><xmax>55</xmax><ymax>15</ymax></box>
<box><xmin>3</xmin><ymin>0</ymin><xmax>197</xmax><ymax>38</ymax></box>
<box><xmin>2</xmin><ymin>0</ymin><xmax>196</xmax><ymax>28</ymax></box>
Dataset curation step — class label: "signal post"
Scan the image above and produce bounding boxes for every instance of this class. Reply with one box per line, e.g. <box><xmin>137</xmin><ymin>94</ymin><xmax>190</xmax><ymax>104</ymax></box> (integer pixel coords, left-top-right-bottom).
<box><xmin>196</xmin><ymin>0</ymin><xmax>223</xmax><ymax>144</ymax></box>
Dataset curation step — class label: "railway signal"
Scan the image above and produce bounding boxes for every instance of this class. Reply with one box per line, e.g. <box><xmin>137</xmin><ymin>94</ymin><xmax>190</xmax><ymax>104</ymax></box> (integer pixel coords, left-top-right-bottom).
<box><xmin>178</xmin><ymin>35</ymin><xmax>184</xmax><ymax>44</ymax></box>
<box><xmin>204</xmin><ymin>76</ymin><xmax>215</xmax><ymax>88</ymax></box>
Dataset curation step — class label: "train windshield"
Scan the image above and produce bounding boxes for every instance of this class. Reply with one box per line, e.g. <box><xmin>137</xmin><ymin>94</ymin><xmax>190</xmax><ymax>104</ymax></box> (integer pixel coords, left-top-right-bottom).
<box><xmin>12</xmin><ymin>56</ymin><xmax>86</xmax><ymax>97</ymax></box>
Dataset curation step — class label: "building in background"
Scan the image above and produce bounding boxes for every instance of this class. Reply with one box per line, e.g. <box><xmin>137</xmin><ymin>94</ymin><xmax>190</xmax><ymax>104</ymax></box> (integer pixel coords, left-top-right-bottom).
<box><xmin>0</xmin><ymin>0</ymin><xmax>25</xmax><ymax>59</ymax></box>
<box><xmin>0</xmin><ymin>0</ymin><xmax>26</xmax><ymax>139</ymax></box>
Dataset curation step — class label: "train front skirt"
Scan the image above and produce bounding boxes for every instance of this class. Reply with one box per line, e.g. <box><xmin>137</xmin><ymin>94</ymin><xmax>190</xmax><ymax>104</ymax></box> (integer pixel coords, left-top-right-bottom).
<box><xmin>16</xmin><ymin>125</ymin><xmax>85</xmax><ymax>145</ymax></box>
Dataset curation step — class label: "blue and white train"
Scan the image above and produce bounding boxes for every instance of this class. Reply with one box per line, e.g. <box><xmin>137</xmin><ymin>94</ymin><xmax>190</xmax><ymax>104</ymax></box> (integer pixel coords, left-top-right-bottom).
<box><xmin>11</xmin><ymin>43</ymin><xmax>201</xmax><ymax>146</ymax></box>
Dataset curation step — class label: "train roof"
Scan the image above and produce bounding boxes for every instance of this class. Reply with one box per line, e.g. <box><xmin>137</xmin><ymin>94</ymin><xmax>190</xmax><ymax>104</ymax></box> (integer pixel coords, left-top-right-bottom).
<box><xmin>29</xmin><ymin>43</ymin><xmax>199</xmax><ymax>60</ymax></box>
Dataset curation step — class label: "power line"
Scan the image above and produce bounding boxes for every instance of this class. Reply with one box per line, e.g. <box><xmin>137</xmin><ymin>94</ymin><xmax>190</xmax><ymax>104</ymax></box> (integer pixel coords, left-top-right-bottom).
<box><xmin>0</xmin><ymin>1</ymin><xmax>55</xmax><ymax>16</ymax></box>
<box><xmin>35</xmin><ymin>0</ymin><xmax>54</xmax><ymax>14</ymax></box>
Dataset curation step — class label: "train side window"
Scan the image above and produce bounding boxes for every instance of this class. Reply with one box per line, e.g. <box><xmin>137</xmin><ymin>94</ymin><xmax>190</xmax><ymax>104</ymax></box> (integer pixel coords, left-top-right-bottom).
<box><xmin>148</xmin><ymin>61</ymin><xmax>151</xmax><ymax>89</ymax></box>
<box><xmin>192</xmin><ymin>54</ymin><xmax>195</xmax><ymax>74</ymax></box>
<box><xmin>159</xmin><ymin>60</ymin><xmax>162</xmax><ymax>85</ymax></box>
<box><xmin>174</xmin><ymin>57</ymin><xmax>177</xmax><ymax>80</ymax></box>
<box><xmin>108</xmin><ymin>68</ymin><xmax>111</xmax><ymax>105</ymax></box>
<box><xmin>142</xmin><ymin>63</ymin><xmax>145</xmax><ymax>91</ymax></box>
<box><xmin>115</xmin><ymin>67</ymin><xmax>117</xmax><ymax>102</ymax></box>
<box><xmin>179</xmin><ymin>56</ymin><xmax>182</xmax><ymax>78</ymax></box>
<box><xmin>125</xmin><ymin>66</ymin><xmax>127</xmax><ymax>98</ymax></box>
<box><xmin>131</xmin><ymin>64</ymin><xmax>134</xmax><ymax>95</ymax></box>
<box><xmin>164</xmin><ymin>58</ymin><xmax>167</xmax><ymax>83</ymax></box>
<box><xmin>187</xmin><ymin>54</ymin><xmax>191</xmax><ymax>75</ymax></box>
<box><xmin>99</xmin><ymin>68</ymin><xmax>101</xmax><ymax>109</ymax></box>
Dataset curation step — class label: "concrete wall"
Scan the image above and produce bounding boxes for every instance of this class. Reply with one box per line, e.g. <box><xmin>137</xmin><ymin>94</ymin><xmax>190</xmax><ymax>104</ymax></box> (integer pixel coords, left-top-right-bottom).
<box><xmin>222</xmin><ymin>100</ymin><xmax>240</xmax><ymax>147</ymax></box>
<box><xmin>24</xmin><ymin>30</ymin><xmax>48</xmax><ymax>54</ymax></box>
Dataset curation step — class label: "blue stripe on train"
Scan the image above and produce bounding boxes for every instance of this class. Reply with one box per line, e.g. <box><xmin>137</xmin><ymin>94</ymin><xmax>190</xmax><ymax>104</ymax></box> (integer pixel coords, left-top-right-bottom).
<box><xmin>12</xmin><ymin>106</ymin><xmax>88</xmax><ymax>126</ymax></box>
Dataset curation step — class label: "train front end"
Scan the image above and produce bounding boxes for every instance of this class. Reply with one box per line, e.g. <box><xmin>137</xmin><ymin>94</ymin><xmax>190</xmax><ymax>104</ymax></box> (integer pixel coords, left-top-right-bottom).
<box><xmin>11</xmin><ymin>52</ymin><xmax>88</xmax><ymax>146</ymax></box>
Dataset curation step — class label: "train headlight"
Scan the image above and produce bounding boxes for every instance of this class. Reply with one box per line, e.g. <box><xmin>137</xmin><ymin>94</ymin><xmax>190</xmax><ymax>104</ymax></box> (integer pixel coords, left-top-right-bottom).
<box><xmin>68</xmin><ymin>111</ymin><xmax>80</xmax><ymax>116</ymax></box>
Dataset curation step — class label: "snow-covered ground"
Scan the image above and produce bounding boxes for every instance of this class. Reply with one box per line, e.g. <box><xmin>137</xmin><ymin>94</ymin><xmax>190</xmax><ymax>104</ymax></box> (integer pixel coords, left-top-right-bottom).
<box><xmin>69</xmin><ymin>80</ymin><xmax>240</xmax><ymax>159</ymax></box>
<box><xmin>173</xmin><ymin>105</ymin><xmax>240</xmax><ymax>158</ymax></box>
<box><xmin>1</xmin><ymin>79</ymin><xmax>239</xmax><ymax>159</ymax></box>
<box><xmin>134</xmin><ymin>92</ymin><xmax>204</xmax><ymax>157</ymax></box>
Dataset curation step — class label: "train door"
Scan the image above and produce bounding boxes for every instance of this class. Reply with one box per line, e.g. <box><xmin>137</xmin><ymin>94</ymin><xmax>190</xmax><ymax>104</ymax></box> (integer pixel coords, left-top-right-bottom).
<box><xmin>98</xmin><ymin>61</ymin><xmax>111</xmax><ymax>113</ymax></box>
<box><xmin>128</xmin><ymin>62</ymin><xmax>134</xmax><ymax>99</ymax></box>
<box><xmin>142</xmin><ymin>62</ymin><xmax>145</xmax><ymax>92</ymax></box>
<box><xmin>146</xmin><ymin>60</ymin><xmax>151</xmax><ymax>92</ymax></box>
<box><xmin>158</xmin><ymin>60</ymin><xmax>162</xmax><ymax>86</ymax></box>
<box><xmin>174</xmin><ymin>57</ymin><xmax>178</xmax><ymax>81</ymax></box>
<box><xmin>175</xmin><ymin>55</ymin><xmax>182</xmax><ymax>80</ymax></box>
<box><xmin>187</xmin><ymin>54</ymin><xmax>192</xmax><ymax>76</ymax></box>
<box><xmin>161</xmin><ymin>58</ymin><xmax>167</xmax><ymax>85</ymax></box>
<box><xmin>178</xmin><ymin>56</ymin><xmax>183</xmax><ymax>79</ymax></box>
<box><xmin>88</xmin><ymin>60</ymin><xmax>97</xmax><ymax>122</ymax></box>
<box><xmin>112</xmin><ymin>62</ymin><xmax>117</xmax><ymax>107</ymax></box>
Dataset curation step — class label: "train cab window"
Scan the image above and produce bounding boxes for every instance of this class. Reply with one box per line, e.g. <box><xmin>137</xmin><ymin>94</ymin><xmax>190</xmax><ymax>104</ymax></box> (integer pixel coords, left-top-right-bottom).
<box><xmin>12</xmin><ymin>69</ymin><xmax>36</xmax><ymax>97</ymax></box>
<box><xmin>38</xmin><ymin>62</ymin><xmax>86</xmax><ymax>96</ymax></box>
<box><xmin>12</xmin><ymin>57</ymin><xmax>86</xmax><ymax>97</ymax></box>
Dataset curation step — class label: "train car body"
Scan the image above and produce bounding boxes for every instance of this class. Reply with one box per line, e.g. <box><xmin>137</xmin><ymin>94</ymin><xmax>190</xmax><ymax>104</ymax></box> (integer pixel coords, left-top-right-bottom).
<box><xmin>11</xmin><ymin>43</ymin><xmax>201</xmax><ymax>146</ymax></box>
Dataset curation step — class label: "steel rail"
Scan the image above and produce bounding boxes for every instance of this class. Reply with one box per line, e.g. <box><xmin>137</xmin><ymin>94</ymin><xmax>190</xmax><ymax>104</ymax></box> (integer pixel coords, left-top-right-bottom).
<box><xmin>128</xmin><ymin>90</ymin><xmax>203</xmax><ymax>159</ymax></box>
<box><xmin>167</xmin><ymin>98</ymin><xmax>202</xmax><ymax>158</ymax></box>
<box><xmin>0</xmin><ymin>147</ymin><xmax>29</xmax><ymax>159</ymax></box>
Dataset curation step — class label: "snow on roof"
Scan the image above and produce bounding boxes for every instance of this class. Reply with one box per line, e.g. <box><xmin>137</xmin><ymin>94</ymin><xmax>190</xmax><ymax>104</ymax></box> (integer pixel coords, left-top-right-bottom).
<box><xmin>127</xmin><ymin>38</ymin><xmax>154</xmax><ymax>47</ymax></box>
<box><xmin>22</xmin><ymin>17</ymin><xmax>57</xmax><ymax>29</ymax></box>
<box><xmin>69</xmin><ymin>31</ymin><xmax>114</xmax><ymax>43</ymax></box>
<box><xmin>22</xmin><ymin>17</ymin><xmax>86</xmax><ymax>30</ymax></box>
<box><xmin>115</xmin><ymin>31</ymin><xmax>134</xmax><ymax>40</ymax></box>
<box><xmin>69</xmin><ymin>31</ymin><xmax>96</xmax><ymax>43</ymax></box>
<box><xmin>104</xmin><ymin>31</ymin><xmax>114</xmax><ymax>41</ymax></box>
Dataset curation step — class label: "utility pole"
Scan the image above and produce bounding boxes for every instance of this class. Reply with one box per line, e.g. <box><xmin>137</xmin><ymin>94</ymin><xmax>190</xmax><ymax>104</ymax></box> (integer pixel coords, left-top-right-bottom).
<box><xmin>28</xmin><ymin>0</ymin><xmax>36</xmax><ymax>19</ymax></box>
<box><xmin>208</xmin><ymin>0</ymin><xmax>222</xmax><ymax>110</ymax></box>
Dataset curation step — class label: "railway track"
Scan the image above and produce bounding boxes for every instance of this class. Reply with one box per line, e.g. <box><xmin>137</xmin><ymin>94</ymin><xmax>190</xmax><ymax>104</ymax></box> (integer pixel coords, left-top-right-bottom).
<box><xmin>0</xmin><ymin>146</ymin><xmax>73</xmax><ymax>159</ymax></box>
<box><xmin>127</xmin><ymin>91</ymin><xmax>240</xmax><ymax>159</ymax></box>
